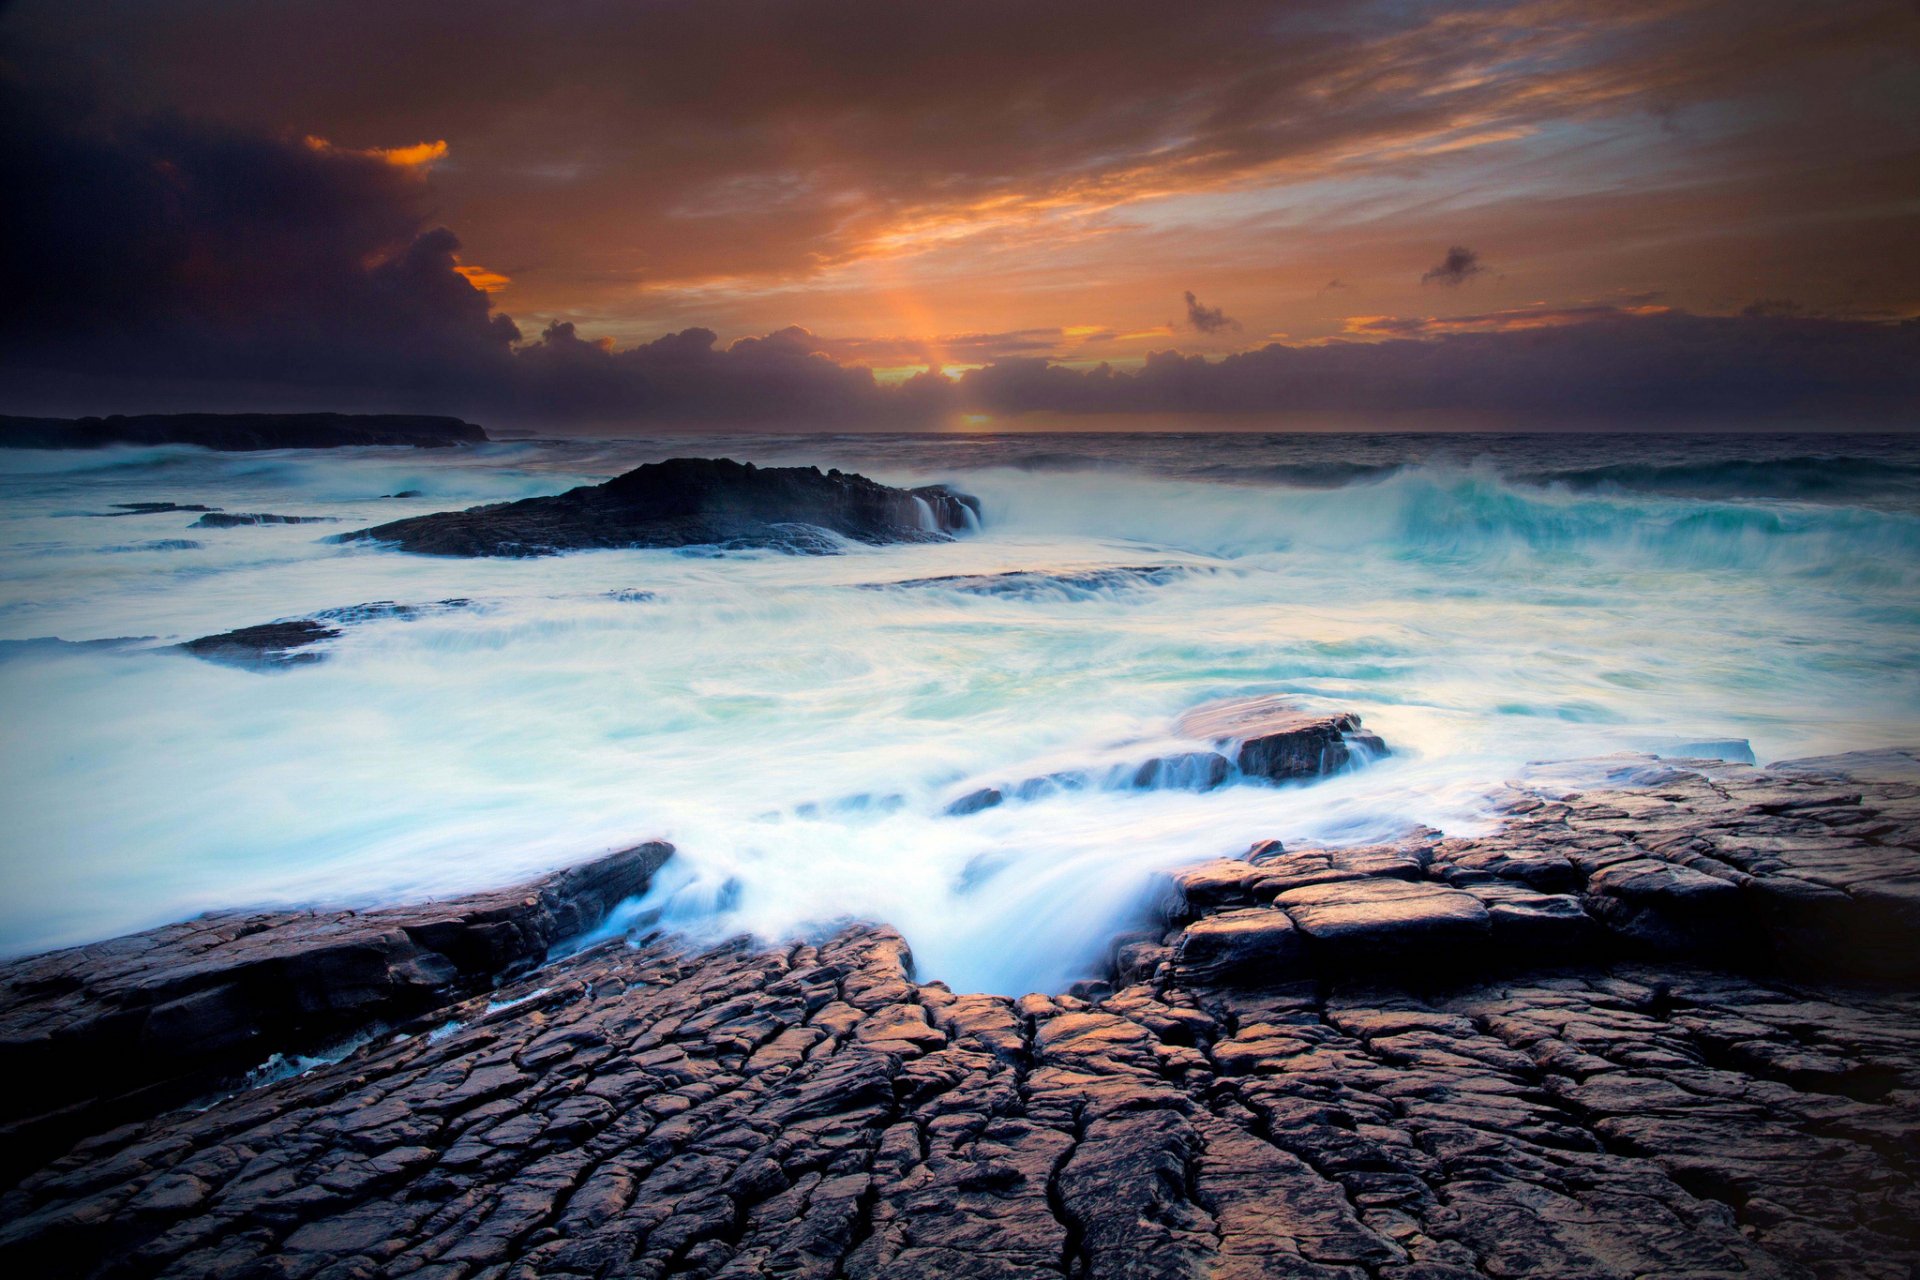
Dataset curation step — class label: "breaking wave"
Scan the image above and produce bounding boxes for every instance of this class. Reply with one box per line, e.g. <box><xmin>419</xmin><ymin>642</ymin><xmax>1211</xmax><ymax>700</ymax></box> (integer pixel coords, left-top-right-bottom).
<box><xmin>2</xmin><ymin>432</ymin><xmax>1917</xmax><ymax>993</ymax></box>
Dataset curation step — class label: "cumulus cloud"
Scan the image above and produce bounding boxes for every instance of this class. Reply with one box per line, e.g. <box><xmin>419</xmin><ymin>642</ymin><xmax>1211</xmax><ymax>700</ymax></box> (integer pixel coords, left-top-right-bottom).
<box><xmin>1421</xmin><ymin>246</ymin><xmax>1485</xmax><ymax>287</ymax></box>
<box><xmin>1183</xmin><ymin>291</ymin><xmax>1240</xmax><ymax>335</ymax></box>
<box><xmin>0</xmin><ymin>74</ymin><xmax>520</xmax><ymax>410</ymax></box>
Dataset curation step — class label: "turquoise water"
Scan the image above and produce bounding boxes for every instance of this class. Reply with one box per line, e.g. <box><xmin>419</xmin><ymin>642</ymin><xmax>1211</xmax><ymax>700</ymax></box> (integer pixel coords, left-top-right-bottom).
<box><xmin>2</xmin><ymin>432</ymin><xmax>1916</xmax><ymax>993</ymax></box>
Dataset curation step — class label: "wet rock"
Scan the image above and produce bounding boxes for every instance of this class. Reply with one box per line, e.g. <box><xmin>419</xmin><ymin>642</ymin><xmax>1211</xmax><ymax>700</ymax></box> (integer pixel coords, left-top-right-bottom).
<box><xmin>0</xmin><ymin>843</ymin><xmax>672</xmax><ymax>1181</ymax></box>
<box><xmin>91</xmin><ymin>503</ymin><xmax>217</xmax><ymax>517</ymax></box>
<box><xmin>179</xmin><ymin>619</ymin><xmax>340</xmax><ymax>668</ymax></box>
<box><xmin>1</xmin><ymin>749</ymin><xmax>1916</xmax><ymax>1279</ymax></box>
<box><xmin>1274</xmin><ymin>879</ymin><xmax>1492</xmax><ymax>961</ymax></box>
<box><xmin>179</xmin><ymin>600</ymin><xmax>473</xmax><ymax>670</ymax></box>
<box><xmin>866</xmin><ymin>564</ymin><xmax>1207</xmax><ymax>599</ymax></box>
<box><xmin>1173</xmin><ymin>908</ymin><xmax>1306</xmax><ymax>984</ymax></box>
<box><xmin>191</xmin><ymin>513</ymin><xmax>338</xmax><ymax>528</ymax></box>
<box><xmin>347</xmin><ymin>457</ymin><xmax>982</xmax><ymax>557</ymax></box>
<box><xmin>1176</xmin><ymin>696</ymin><xmax>1387</xmax><ymax>781</ymax></box>
<box><xmin>0</xmin><ymin>412</ymin><xmax>486</xmax><ymax>451</ymax></box>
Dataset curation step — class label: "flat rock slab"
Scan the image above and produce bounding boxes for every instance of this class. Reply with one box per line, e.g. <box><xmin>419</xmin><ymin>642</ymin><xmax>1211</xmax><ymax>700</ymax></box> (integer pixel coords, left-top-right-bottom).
<box><xmin>0</xmin><ymin>843</ymin><xmax>672</xmax><ymax>1177</ymax></box>
<box><xmin>347</xmin><ymin>457</ymin><xmax>982</xmax><ymax>557</ymax></box>
<box><xmin>1275</xmin><ymin>878</ymin><xmax>1492</xmax><ymax>956</ymax></box>
<box><xmin>1173</xmin><ymin>908</ymin><xmax>1305</xmax><ymax>983</ymax></box>
<box><xmin>1</xmin><ymin>924</ymin><xmax>1914</xmax><ymax>1280</ymax></box>
<box><xmin>2</xmin><ymin>748</ymin><xmax>1916</xmax><ymax>1278</ymax></box>
<box><xmin>1176</xmin><ymin>695</ymin><xmax>1387</xmax><ymax>781</ymax></box>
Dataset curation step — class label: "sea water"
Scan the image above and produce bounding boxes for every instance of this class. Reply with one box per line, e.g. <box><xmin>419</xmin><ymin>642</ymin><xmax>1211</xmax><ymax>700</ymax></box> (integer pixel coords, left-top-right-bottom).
<box><xmin>2</xmin><ymin>431</ymin><xmax>1917</xmax><ymax>994</ymax></box>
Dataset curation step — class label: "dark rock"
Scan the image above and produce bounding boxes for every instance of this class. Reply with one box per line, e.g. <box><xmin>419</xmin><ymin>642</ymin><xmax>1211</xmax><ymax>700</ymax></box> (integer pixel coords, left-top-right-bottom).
<box><xmin>945</xmin><ymin>787</ymin><xmax>1005</xmax><ymax>816</ymax></box>
<box><xmin>0</xmin><ymin>413</ymin><xmax>486</xmax><ymax>451</ymax></box>
<box><xmin>1173</xmin><ymin>908</ymin><xmax>1306</xmax><ymax>983</ymax></box>
<box><xmin>1274</xmin><ymin>879</ymin><xmax>1492</xmax><ymax>960</ymax></box>
<box><xmin>103</xmin><ymin>539</ymin><xmax>201</xmax><ymax>552</ymax></box>
<box><xmin>1176</xmin><ymin>696</ymin><xmax>1388</xmax><ymax>781</ymax></box>
<box><xmin>346</xmin><ymin>457</ymin><xmax>982</xmax><ymax>557</ymax></box>
<box><xmin>179</xmin><ymin>620</ymin><xmax>340</xmax><ymax>668</ymax></box>
<box><xmin>179</xmin><ymin>601</ymin><xmax>472</xmax><ymax>670</ymax></box>
<box><xmin>865</xmin><ymin>564</ymin><xmax>1207</xmax><ymax>599</ymax></box>
<box><xmin>92</xmin><ymin>503</ymin><xmax>217</xmax><ymax>517</ymax></box>
<box><xmin>0</xmin><ymin>843</ymin><xmax>672</xmax><ymax>1182</ymax></box>
<box><xmin>1</xmin><ymin>750</ymin><xmax>1916</xmax><ymax>1279</ymax></box>
<box><xmin>191</xmin><ymin>513</ymin><xmax>338</xmax><ymax>528</ymax></box>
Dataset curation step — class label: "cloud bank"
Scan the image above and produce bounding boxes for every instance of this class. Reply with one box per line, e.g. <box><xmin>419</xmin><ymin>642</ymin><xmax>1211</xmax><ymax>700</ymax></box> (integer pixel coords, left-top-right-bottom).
<box><xmin>3</xmin><ymin>71</ymin><xmax>1916</xmax><ymax>430</ymax></box>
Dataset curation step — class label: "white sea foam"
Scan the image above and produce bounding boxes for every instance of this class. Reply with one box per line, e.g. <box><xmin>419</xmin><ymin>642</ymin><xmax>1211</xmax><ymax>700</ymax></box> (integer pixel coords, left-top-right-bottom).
<box><xmin>1</xmin><ymin>437</ymin><xmax>1916</xmax><ymax>994</ymax></box>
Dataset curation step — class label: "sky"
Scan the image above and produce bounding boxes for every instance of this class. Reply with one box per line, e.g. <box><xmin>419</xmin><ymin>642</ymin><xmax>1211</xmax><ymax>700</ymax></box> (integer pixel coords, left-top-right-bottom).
<box><xmin>2</xmin><ymin>0</ymin><xmax>1918</xmax><ymax>430</ymax></box>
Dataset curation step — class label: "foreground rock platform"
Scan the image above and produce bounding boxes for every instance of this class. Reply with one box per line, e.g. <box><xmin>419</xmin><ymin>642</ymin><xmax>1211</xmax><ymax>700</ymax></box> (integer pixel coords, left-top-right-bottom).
<box><xmin>1153</xmin><ymin>748</ymin><xmax>1920</xmax><ymax>987</ymax></box>
<box><xmin>0</xmin><ymin>414</ymin><xmax>487</xmax><ymax>451</ymax></box>
<box><xmin>0</xmin><ymin>845</ymin><xmax>672</xmax><ymax>1183</ymax></box>
<box><xmin>348</xmin><ymin>458</ymin><xmax>982</xmax><ymax>557</ymax></box>
<box><xmin>1</xmin><ymin>751</ymin><xmax>1916</xmax><ymax>1279</ymax></box>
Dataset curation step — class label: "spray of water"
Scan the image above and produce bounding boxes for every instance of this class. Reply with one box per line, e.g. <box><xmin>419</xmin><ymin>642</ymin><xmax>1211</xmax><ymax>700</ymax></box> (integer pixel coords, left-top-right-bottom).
<box><xmin>2</xmin><ymin>439</ymin><xmax>1916</xmax><ymax>993</ymax></box>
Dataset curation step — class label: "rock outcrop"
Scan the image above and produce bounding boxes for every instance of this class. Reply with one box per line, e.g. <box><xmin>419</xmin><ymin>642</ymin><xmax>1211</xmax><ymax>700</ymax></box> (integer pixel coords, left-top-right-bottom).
<box><xmin>180</xmin><ymin>601</ymin><xmax>474</xmax><ymax>670</ymax></box>
<box><xmin>0</xmin><ymin>413</ymin><xmax>487</xmax><ymax>451</ymax></box>
<box><xmin>0</xmin><ymin>844</ymin><xmax>672</xmax><ymax>1184</ymax></box>
<box><xmin>1148</xmin><ymin>749</ymin><xmax>1920</xmax><ymax>987</ymax></box>
<box><xmin>1176</xmin><ymin>696</ymin><xmax>1388</xmax><ymax>781</ymax></box>
<box><xmin>946</xmin><ymin>699</ymin><xmax>1387</xmax><ymax>815</ymax></box>
<box><xmin>347</xmin><ymin>458</ymin><xmax>982</xmax><ymax>557</ymax></box>
<box><xmin>1</xmin><ymin>752</ymin><xmax>1916</xmax><ymax>1279</ymax></box>
<box><xmin>191</xmin><ymin>514</ymin><xmax>338</xmax><ymax>529</ymax></box>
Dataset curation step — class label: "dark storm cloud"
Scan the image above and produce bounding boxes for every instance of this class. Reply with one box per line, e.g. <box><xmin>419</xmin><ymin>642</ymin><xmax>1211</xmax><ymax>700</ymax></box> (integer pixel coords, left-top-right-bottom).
<box><xmin>1183</xmin><ymin>292</ymin><xmax>1239</xmax><ymax>335</ymax></box>
<box><xmin>2</xmin><ymin>24</ymin><xmax>1915</xmax><ymax>430</ymax></box>
<box><xmin>0</xmin><ymin>75</ymin><xmax>519</xmax><ymax>407</ymax></box>
<box><xmin>1422</xmin><ymin>247</ymin><xmax>1485</xmax><ymax>288</ymax></box>
<box><xmin>956</xmin><ymin>310</ymin><xmax>1920</xmax><ymax>425</ymax></box>
<box><xmin>11</xmin><ymin>0</ymin><xmax>1912</xmax><ymax>314</ymax></box>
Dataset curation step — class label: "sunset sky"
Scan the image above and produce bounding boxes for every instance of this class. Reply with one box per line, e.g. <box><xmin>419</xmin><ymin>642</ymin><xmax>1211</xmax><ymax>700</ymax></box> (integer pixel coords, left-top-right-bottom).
<box><xmin>3</xmin><ymin>0</ymin><xmax>1917</xmax><ymax>428</ymax></box>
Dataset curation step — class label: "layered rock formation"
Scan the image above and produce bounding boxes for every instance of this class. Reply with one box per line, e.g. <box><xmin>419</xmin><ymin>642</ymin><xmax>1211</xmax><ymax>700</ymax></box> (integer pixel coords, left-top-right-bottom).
<box><xmin>0</xmin><ymin>845</ymin><xmax>671</xmax><ymax>1184</ymax></box>
<box><xmin>347</xmin><ymin>458</ymin><xmax>982</xmax><ymax>557</ymax></box>
<box><xmin>1</xmin><ymin>751</ymin><xmax>1916</xmax><ymax>1279</ymax></box>
<box><xmin>0</xmin><ymin>414</ymin><xmax>487</xmax><ymax>451</ymax></box>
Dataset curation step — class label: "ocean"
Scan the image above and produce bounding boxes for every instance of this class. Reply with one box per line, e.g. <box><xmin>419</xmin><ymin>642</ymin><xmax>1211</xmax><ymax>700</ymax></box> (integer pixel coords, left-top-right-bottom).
<box><xmin>2</xmin><ymin>430</ymin><xmax>1917</xmax><ymax>994</ymax></box>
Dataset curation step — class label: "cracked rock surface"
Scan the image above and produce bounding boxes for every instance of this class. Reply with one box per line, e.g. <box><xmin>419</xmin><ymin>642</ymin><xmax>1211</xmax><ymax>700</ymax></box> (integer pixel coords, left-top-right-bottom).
<box><xmin>1</xmin><ymin>751</ymin><xmax>1916</xmax><ymax>1279</ymax></box>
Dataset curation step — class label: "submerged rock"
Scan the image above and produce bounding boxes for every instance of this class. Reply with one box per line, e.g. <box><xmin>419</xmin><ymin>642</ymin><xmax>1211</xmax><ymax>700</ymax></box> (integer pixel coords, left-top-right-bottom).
<box><xmin>89</xmin><ymin>502</ymin><xmax>216</xmax><ymax>517</ymax></box>
<box><xmin>190</xmin><ymin>512</ymin><xmax>338</xmax><ymax>528</ymax></box>
<box><xmin>179</xmin><ymin>619</ymin><xmax>340</xmax><ymax>668</ymax></box>
<box><xmin>867</xmin><ymin>563</ymin><xmax>1207</xmax><ymax>599</ymax></box>
<box><xmin>347</xmin><ymin>457</ymin><xmax>983</xmax><ymax>557</ymax></box>
<box><xmin>0</xmin><ymin>412</ymin><xmax>486</xmax><ymax>451</ymax></box>
<box><xmin>1176</xmin><ymin>695</ymin><xmax>1387</xmax><ymax>781</ymax></box>
<box><xmin>179</xmin><ymin>600</ymin><xmax>472</xmax><ymax>669</ymax></box>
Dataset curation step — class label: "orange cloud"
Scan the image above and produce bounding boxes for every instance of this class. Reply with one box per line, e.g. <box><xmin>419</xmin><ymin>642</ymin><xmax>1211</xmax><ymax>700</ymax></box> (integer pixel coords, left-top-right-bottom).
<box><xmin>454</xmin><ymin>263</ymin><xmax>512</xmax><ymax>293</ymax></box>
<box><xmin>1343</xmin><ymin>303</ymin><xmax>1672</xmax><ymax>337</ymax></box>
<box><xmin>302</xmin><ymin>136</ymin><xmax>449</xmax><ymax>169</ymax></box>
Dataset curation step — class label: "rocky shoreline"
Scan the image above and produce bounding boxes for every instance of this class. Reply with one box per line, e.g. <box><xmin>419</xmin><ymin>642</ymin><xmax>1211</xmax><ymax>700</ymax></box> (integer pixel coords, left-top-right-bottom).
<box><xmin>1</xmin><ymin>748</ymin><xmax>1916</xmax><ymax>1278</ymax></box>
